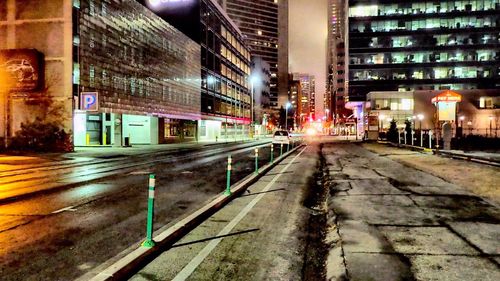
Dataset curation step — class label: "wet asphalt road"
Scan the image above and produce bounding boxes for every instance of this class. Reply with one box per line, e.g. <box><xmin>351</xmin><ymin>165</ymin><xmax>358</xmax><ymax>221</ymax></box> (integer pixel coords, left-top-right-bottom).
<box><xmin>1</xmin><ymin>138</ymin><xmax>498</xmax><ymax>281</ymax></box>
<box><xmin>0</xmin><ymin>141</ymin><xmax>279</xmax><ymax>280</ymax></box>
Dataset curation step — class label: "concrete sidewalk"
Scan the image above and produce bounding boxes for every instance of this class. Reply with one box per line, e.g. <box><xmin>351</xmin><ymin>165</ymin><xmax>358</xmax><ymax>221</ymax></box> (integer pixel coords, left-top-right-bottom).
<box><xmin>325</xmin><ymin>143</ymin><xmax>500</xmax><ymax>281</ymax></box>
<box><xmin>380</xmin><ymin>140</ymin><xmax>500</xmax><ymax>165</ymax></box>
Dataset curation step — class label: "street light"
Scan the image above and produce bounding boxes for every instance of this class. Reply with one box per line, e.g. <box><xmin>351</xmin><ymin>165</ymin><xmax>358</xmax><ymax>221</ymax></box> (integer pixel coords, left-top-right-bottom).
<box><xmin>285</xmin><ymin>102</ymin><xmax>291</xmax><ymax>131</ymax></box>
<box><xmin>417</xmin><ymin>114</ymin><xmax>424</xmax><ymax>131</ymax></box>
<box><xmin>250</xmin><ymin>75</ymin><xmax>258</xmax><ymax>126</ymax></box>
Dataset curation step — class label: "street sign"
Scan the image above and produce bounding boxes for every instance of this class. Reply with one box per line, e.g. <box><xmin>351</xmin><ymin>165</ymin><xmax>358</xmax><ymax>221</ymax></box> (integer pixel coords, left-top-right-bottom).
<box><xmin>80</xmin><ymin>92</ymin><xmax>98</xmax><ymax>111</ymax></box>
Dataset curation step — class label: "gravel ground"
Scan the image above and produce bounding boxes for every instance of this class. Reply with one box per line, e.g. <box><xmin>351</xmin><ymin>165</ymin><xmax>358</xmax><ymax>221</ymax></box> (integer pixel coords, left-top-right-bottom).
<box><xmin>362</xmin><ymin>142</ymin><xmax>500</xmax><ymax>205</ymax></box>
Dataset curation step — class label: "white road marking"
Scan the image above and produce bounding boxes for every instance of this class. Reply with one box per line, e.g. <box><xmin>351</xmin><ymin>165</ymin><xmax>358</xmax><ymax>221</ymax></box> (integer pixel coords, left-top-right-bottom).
<box><xmin>51</xmin><ymin>205</ymin><xmax>77</xmax><ymax>214</ymax></box>
<box><xmin>172</xmin><ymin>147</ymin><xmax>307</xmax><ymax>281</ymax></box>
<box><xmin>129</xmin><ymin>171</ymin><xmax>151</xmax><ymax>175</ymax></box>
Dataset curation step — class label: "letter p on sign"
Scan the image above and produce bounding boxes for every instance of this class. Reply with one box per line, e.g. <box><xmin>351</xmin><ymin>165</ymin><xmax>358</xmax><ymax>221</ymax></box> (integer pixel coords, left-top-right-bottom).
<box><xmin>80</xmin><ymin>92</ymin><xmax>99</xmax><ymax>111</ymax></box>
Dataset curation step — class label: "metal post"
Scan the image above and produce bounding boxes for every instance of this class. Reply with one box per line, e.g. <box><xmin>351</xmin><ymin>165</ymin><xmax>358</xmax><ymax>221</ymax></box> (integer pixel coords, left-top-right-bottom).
<box><xmin>225</xmin><ymin>155</ymin><xmax>232</xmax><ymax>196</ymax></box>
<box><xmin>411</xmin><ymin>131</ymin><xmax>415</xmax><ymax>146</ymax></box>
<box><xmin>287</xmin><ymin>142</ymin><xmax>290</xmax><ymax>152</ymax></box>
<box><xmin>420</xmin><ymin>130</ymin><xmax>423</xmax><ymax>147</ymax></box>
<box><xmin>280</xmin><ymin>143</ymin><xmax>283</xmax><ymax>157</ymax></box>
<box><xmin>285</xmin><ymin>108</ymin><xmax>288</xmax><ymax>131</ymax></box>
<box><xmin>429</xmin><ymin>130</ymin><xmax>433</xmax><ymax>149</ymax></box>
<box><xmin>404</xmin><ymin>131</ymin><xmax>407</xmax><ymax>145</ymax></box>
<box><xmin>270</xmin><ymin>144</ymin><xmax>274</xmax><ymax>163</ymax></box>
<box><xmin>142</xmin><ymin>174</ymin><xmax>156</xmax><ymax>248</ymax></box>
<box><xmin>254</xmin><ymin>148</ymin><xmax>259</xmax><ymax>174</ymax></box>
<box><xmin>398</xmin><ymin>130</ymin><xmax>401</xmax><ymax>145</ymax></box>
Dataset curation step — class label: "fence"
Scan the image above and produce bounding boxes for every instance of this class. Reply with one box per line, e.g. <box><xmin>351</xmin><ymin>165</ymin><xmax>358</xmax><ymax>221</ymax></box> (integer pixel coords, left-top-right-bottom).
<box><xmin>396</xmin><ymin>129</ymin><xmax>500</xmax><ymax>151</ymax></box>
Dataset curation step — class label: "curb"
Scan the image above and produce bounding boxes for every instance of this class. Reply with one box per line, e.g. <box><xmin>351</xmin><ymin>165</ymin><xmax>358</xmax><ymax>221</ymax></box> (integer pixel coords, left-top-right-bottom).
<box><xmin>80</xmin><ymin>144</ymin><xmax>305</xmax><ymax>281</ymax></box>
<box><xmin>377</xmin><ymin>141</ymin><xmax>500</xmax><ymax>167</ymax></box>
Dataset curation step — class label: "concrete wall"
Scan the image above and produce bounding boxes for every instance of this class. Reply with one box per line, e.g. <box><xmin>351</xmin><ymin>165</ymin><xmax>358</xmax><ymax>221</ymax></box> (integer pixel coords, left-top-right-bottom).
<box><xmin>0</xmin><ymin>0</ymin><xmax>73</xmax><ymax>141</ymax></box>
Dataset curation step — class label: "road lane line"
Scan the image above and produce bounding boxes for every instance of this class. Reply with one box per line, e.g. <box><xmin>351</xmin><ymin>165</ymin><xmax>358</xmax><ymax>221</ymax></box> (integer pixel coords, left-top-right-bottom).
<box><xmin>51</xmin><ymin>205</ymin><xmax>77</xmax><ymax>214</ymax></box>
<box><xmin>172</xmin><ymin>147</ymin><xmax>307</xmax><ymax>281</ymax></box>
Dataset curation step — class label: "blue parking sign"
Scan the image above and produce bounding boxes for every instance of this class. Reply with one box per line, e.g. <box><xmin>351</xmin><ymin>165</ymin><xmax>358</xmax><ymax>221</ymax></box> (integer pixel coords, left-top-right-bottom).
<box><xmin>80</xmin><ymin>92</ymin><xmax>98</xmax><ymax>111</ymax></box>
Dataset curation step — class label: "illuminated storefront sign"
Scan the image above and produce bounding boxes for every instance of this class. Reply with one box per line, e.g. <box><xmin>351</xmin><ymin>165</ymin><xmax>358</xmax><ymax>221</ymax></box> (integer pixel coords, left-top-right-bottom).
<box><xmin>431</xmin><ymin>90</ymin><xmax>462</xmax><ymax>103</ymax></box>
<box><xmin>80</xmin><ymin>92</ymin><xmax>99</xmax><ymax>111</ymax></box>
<box><xmin>433</xmin><ymin>90</ymin><xmax>462</xmax><ymax>122</ymax></box>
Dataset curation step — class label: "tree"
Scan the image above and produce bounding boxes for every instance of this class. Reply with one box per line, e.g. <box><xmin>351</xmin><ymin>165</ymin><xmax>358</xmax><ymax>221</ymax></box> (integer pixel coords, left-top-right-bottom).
<box><xmin>404</xmin><ymin>119</ymin><xmax>412</xmax><ymax>143</ymax></box>
<box><xmin>9</xmin><ymin>74</ymin><xmax>72</xmax><ymax>152</ymax></box>
<box><xmin>387</xmin><ymin>119</ymin><xmax>398</xmax><ymax>143</ymax></box>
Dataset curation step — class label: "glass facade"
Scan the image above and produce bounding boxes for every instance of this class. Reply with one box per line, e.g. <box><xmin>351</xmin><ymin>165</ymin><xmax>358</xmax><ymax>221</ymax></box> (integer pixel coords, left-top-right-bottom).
<box><xmin>348</xmin><ymin>0</ymin><xmax>500</xmax><ymax>100</ymax></box>
<box><xmin>200</xmin><ymin>0</ymin><xmax>252</xmax><ymax>121</ymax></box>
<box><xmin>223</xmin><ymin>0</ymin><xmax>281</xmax><ymax>108</ymax></box>
<box><xmin>76</xmin><ymin>0</ymin><xmax>201</xmax><ymax>119</ymax></box>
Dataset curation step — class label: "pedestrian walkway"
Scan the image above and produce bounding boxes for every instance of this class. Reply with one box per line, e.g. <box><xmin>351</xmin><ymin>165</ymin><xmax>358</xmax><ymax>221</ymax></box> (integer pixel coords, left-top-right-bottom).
<box><xmin>324</xmin><ymin>142</ymin><xmax>500</xmax><ymax>281</ymax></box>
<box><xmin>440</xmin><ymin>150</ymin><xmax>500</xmax><ymax>162</ymax></box>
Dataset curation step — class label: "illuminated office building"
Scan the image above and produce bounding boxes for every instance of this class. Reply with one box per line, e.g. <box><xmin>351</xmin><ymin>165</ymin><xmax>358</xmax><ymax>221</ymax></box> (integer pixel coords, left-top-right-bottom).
<box><xmin>348</xmin><ymin>0</ymin><xmax>500</xmax><ymax>101</ymax></box>
<box><xmin>327</xmin><ymin>0</ymin><xmax>348</xmax><ymax>120</ymax></box>
<box><xmin>219</xmin><ymin>0</ymin><xmax>289</xmax><ymax>110</ymax></box>
<box><xmin>292</xmin><ymin>73</ymin><xmax>316</xmax><ymax>119</ymax></box>
<box><xmin>139</xmin><ymin>0</ymin><xmax>253</xmax><ymax>140</ymax></box>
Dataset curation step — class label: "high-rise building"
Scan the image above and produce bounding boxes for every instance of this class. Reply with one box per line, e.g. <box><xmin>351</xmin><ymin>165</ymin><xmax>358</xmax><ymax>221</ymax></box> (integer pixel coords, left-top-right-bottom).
<box><xmin>251</xmin><ymin>56</ymin><xmax>271</xmax><ymax>124</ymax></box>
<box><xmin>327</xmin><ymin>0</ymin><xmax>349</xmax><ymax>121</ymax></box>
<box><xmin>138</xmin><ymin>0</ymin><xmax>253</xmax><ymax>141</ymax></box>
<box><xmin>348</xmin><ymin>0</ymin><xmax>500</xmax><ymax>101</ymax></box>
<box><xmin>220</xmin><ymin>0</ymin><xmax>289</xmax><ymax>111</ymax></box>
<box><xmin>293</xmin><ymin>73</ymin><xmax>316</xmax><ymax>119</ymax></box>
<box><xmin>288</xmin><ymin>74</ymin><xmax>303</xmax><ymax>128</ymax></box>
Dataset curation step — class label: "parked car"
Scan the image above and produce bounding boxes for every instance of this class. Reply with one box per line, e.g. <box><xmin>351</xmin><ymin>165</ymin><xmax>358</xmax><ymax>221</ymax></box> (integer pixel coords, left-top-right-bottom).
<box><xmin>272</xmin><ymin>130</ymin><xmax>290</xmax><ymax>145</ymax></box>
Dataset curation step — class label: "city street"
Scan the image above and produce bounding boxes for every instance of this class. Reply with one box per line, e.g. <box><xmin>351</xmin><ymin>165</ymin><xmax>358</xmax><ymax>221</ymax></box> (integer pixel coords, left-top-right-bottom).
<box><xmin>0</xmin><ymin>140</ymin><xmax>279</xmax><ymax>280</ymax></box>
<box><xmin>70</xmin><ymin>137</ymin><xmax>498</xmax><ymax>281</ymax></box>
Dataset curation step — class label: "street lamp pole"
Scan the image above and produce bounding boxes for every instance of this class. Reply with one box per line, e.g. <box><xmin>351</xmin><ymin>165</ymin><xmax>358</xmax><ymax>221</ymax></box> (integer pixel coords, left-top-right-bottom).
<box><xmin>285</xmin><ymin>102</ymin><xmax>291</xmax><ymax>131</ymax></box>
<box><xmin>417</xmin><ymin>114</ymin><xmax>424</xmax><ymax>131</ymax></box>
<box><xmin>251</xmin><ymin>80</ymin><xmax>254</xmax><ymax>126</ymax></box>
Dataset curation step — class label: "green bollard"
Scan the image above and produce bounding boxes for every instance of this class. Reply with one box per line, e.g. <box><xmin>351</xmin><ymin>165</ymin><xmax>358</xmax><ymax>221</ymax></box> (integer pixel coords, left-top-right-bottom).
<box><xmin>254</xmin><ymin>148</ymin><xmax>259</xmax><ymax>174</ymax></box>
<box><xmin>224</xmin><ymin>155</ymin><xmax>232</xmax><ymax>196</ymax></box>
<box><xmin>142</xmin><ymin>174</ymin><xmax>156</xmax><ymax>248</ymax></box>
<box><xmin>270</xmin><ymin>144</ymin><xmax>274</xmax><ymax>163</ymax></box>
<box><xmin>280</xmin><ymin>143</ymin><xmax>283</xmax><ymax>157</ymax></box>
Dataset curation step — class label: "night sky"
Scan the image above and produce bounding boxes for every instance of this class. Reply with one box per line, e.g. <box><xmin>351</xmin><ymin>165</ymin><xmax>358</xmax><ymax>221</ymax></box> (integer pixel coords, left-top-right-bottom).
<box><xmin>289</xmin><ymin>0</ymin><xmax>328</xmax><ymax>116</ymax></box>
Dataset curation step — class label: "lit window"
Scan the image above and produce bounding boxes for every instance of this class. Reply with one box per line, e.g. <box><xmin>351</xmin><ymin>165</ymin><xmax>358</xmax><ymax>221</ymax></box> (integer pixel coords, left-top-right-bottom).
<box><xmin>400</xmin><ymin>99</ymin><xmax>413</xmax><ymax>110</ymax></box>
<box><xmin>349</xmin><ymin>5</ymin><xmax>378</xmax><ymax>17</ymax></box>
<box><xmin>73</xmin><ymin>63</ymin><xmax>80</xmax><ymax>84</ymax></box>
<box><xmin>479</xmin><ymin>97</ymin><xmax>493</xmax><ymax>108</ymax></box>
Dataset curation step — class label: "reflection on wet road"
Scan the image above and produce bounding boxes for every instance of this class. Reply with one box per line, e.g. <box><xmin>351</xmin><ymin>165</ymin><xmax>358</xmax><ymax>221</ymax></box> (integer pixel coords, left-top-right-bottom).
<box><xmin>0</xmin><ymin>141</ymin><xmax>276</xmax><ymax>280</ymax></box>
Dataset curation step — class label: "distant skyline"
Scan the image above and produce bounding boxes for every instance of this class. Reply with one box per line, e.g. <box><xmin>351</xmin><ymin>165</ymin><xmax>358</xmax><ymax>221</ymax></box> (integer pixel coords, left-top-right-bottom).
<box><xmin>289</xmin><ymin>0</ymin><xmax>328</xmax><ymax>117</ymax></box>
